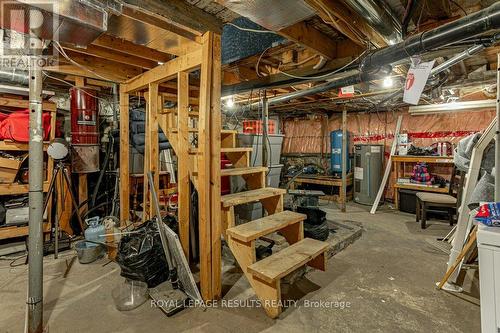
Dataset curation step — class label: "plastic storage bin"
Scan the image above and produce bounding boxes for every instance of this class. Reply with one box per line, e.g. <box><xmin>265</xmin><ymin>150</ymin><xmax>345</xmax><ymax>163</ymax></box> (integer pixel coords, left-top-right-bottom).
<box><xmin>478</xmin><ymin>224</ymin><xmax>500</xmax><ymax>332</ymax></box>
<box><xmin>237</xmin><ymin>133</ymin><xmax>283</xmax><ymax>166</ymax></box>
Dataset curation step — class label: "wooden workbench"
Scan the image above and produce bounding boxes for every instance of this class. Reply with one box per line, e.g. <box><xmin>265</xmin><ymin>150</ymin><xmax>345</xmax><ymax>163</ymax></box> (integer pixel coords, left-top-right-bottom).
<box><xmin>286</xmin><ymin>174</ymin><xmax>353</xmax><ymax>204</ymax></box>
<box><xmin>392</xmin><ymin>155</ymin><xmax>454</xmax><ymax>210</ymax></box>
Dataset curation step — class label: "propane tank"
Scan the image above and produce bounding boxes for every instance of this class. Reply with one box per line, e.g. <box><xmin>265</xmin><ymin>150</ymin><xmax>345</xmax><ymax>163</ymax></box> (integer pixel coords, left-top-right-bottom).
<box><xmin>84</xmin><ymin>217</ymin><xmax>105</xmax><ymax>247</ymax></box>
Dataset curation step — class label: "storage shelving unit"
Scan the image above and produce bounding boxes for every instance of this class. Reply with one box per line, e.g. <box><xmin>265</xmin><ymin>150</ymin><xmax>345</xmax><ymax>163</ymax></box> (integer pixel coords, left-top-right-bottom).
<box><xmin>0</xmin><ymin>97</ymin><xmax>57</xmax><ymax>240</ymax></box>
<box><xmin>391</xmin><ymin>155</ymin><xmax>454</xmax><ymax>210</ymax></box>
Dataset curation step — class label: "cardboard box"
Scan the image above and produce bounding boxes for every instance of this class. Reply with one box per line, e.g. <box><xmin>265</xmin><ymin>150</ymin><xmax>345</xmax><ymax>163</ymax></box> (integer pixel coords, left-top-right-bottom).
<box><xmin>0</xmin><ymin>155</ymin><xmax>24</xmax><ymax>183</ymax></box>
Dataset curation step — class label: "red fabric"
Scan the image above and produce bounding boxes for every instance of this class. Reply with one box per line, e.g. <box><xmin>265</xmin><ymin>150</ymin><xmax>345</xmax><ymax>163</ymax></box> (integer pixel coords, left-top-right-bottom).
<box><xmin>0</xmin><ymin>110</ymin><xmax>51</xmax><ymax>142</ymax></box>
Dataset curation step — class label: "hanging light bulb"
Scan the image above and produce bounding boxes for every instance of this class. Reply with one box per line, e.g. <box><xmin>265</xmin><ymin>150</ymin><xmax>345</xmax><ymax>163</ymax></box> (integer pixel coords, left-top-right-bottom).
<box><xmin>383</xmin><ymin>76</ymin><xmax>393</xmax><ymax>88</ymax></box>
<box><xmin>225</xmin><ymin>96</ymin><xmax>235</xmax><ymax>108</ymax></box>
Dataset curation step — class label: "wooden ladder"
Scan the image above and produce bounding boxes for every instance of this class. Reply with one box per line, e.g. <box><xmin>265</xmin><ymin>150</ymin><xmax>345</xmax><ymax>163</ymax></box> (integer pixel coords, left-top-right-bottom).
<box><xmin>220</xmin><ymin>131</ymin><xmax>329</xmax><ymax>318</ymax></box>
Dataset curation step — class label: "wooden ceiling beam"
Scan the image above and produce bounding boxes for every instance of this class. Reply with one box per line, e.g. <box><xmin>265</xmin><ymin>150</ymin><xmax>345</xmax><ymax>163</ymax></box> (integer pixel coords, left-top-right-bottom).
<box><xmin>62</xmin><ymin>51</ymin><xmax>143</xmax><ymax>79</ymax></box>
<box><xmin>277</xmin><ymin>21</ymin><xmax>339</xmax><ymax>60</ymax></box>
<box><xmin>47</xmin><ymin>51</ymin><xmax>143</xmax><ymax>82</ymax></box>
<box><xmin>92</xmin><ymin>35</ymin><xmax>172</xmax><ymax>63</ymax></box>
<box><xmin>62</xmin><ymin>44</ymin><xmax>158</xmax><ymax>70</ymax></box>
<box><xmin>64</xmin><ymin>76</ymin><xmax>115</xmax><ymax>88</ymax></box>
<box><xmin>121</xmin><ymin>0</ymin><xmax>223</xmax><ymax>36</ymax></box>
<box><xmin>44</xmin><ymin>65</ymin><xmax>128</xmax><ymax>82</ymax></box>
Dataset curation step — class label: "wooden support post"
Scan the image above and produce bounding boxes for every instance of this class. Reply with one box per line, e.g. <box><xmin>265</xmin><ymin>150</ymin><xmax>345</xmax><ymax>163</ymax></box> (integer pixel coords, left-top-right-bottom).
<box><xmin>178</xmin><ymin>71</ymin><xmax>191</xmax><ymax>259</ymax></box>
<box><xmin>142</xmin><ymin>92</ymin><xmax>151</xmax><ymax>221</ymax></box>
<box><xmin>119</xmin><ymin>86</ymin><xmax>130</xmax><ymax>226</ymax></box>
<box><xmin>149</xmin><ymin>84</ymin><xmax>160</xmax><ymax>218</ymax></box>
<box><xmin>56</xmin><ymin>170</ymin><xmax>72</xmax><ymax>234</ymax></box>
<box><xmin>142</xmin><ymin>84</ymin><xmax>160</xmax><ymax>221</ymax></box>
<box><xmin>198</xmin><ymin>31</ymin><xmax>214</xmax><ymax>301</ymax></box>
<box><xmin>210</xmin><ymin>33</ymin><xmax>222</xmax><ymax>299</ymax></box>
<box><xmin>341</xmin><ymin>107</ymin><xmax>347</xmax><ymax>212</ymax></box>
<box><xmin>74</xmin><ymin>77</ymin><xmax>88</xmax><ymax>218</ymax></box>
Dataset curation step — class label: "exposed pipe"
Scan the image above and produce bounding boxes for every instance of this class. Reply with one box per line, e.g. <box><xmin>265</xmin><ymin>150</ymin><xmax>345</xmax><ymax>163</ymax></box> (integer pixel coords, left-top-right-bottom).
<box><xmin>243</xmin><ymin>3</ymin><xmax>500</xmax><ymax>110</ymax></box>
<box><xmin>373</xmin><ymin>44</ymin><xmax>485</xmax><ymax>108</ymax></box>
<box><xmin>0</xmin><ymin>68</ymin><xmax>30</xmax><ymax>86</ymax></box>
<box><xmin>431</xmin><ymin>44</ymin><xmax>485</xmax><ymax>76</ymax></box>
<box><xmin>401</xmin><ymin>0</ymin><xmax>418</xmax><ymax>38</ymax></box>
<box><xmin>342</xmin><ymin>0</ymin><xmax>402</xmax><ymax>43</ymax></box>
<box><xmin>27</xmin><ymin>23</ymin><xmax>44</xmax><ymax>333</ymax></box>
<box><xmin>360</xmin><ymin>2</ymin><xmax>500</xmax><ymax>71</ymax></box>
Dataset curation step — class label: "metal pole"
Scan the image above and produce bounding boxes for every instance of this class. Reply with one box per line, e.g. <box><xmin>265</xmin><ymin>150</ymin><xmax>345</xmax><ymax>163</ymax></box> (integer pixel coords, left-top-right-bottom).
<box><xmin>27</xmin><ymin>21</ymin><xmax>44</xmax><ymax>333</ymax></box>
<box><xmin>341</xmin><ymin>107</ymin><xmax>347</xmax><ymax>213</ymax></box>
<box><xmin>495</xmin><ymin>52</ymin><xmax>500</xmax><ymax>201</ymax></box>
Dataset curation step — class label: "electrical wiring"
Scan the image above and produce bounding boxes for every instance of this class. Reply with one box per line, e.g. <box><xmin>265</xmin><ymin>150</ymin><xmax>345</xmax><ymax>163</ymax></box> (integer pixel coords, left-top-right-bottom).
<box><xmin>279</xmin><ymin>54</ymin><xmax>320</xmax><ymax>70</ymax></box>
<box><xmin>255</xmin><ymin>46</ymin><xmax>272</xmax><ymax>78</ymax></box>
<box><xmin>226</xmin><ymin>22</ymin><xmax>278</xmax><ymax>34</ymax></box>
<box><xmin>449</xmin><ymin>0</ymin><xmax>468</xmax><ymax>16</ymax></box>
<box><xmin>312</xmin><ymin>0</ymin><xmax>367</xmax><ymax>46</ymax></box>
<box><xmin>275</xmin><ymin>50</ymin><xmax>369</xmax><ymax>80</ymax></box>
<box><xmin>42</xmin><ymin>72</ymin><xmax>114</xmax><ymax>108</ymax></box>
<box><xmin>53</xmin><ymin>41</ymin><xmax>117</xmax><ymax>82</ymax></box>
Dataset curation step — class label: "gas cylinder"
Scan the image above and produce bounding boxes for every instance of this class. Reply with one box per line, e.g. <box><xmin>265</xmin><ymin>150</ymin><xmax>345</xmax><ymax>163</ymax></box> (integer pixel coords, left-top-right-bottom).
<box><xmin>84</xmin><ymin>217</ymin><xmax>105</xmax><ymax>247</ymax></box>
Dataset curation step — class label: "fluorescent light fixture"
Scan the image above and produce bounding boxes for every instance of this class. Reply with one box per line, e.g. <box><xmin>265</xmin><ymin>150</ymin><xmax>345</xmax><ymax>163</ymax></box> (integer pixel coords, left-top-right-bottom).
<box><xmin>383</xmin><ymin>76</ymin><xmax>393</xmax><ymax>88</ymax></box>
<box><xmin>408</xmin><ymin>99</ymin><xmax>496</xmax><ymax>115</ymax></box>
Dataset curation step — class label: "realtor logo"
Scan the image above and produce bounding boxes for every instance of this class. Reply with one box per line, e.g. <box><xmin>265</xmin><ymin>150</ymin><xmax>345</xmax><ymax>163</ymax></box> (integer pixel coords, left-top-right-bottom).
<box><xmin>0</xmin><ymin>0</ymin><xmax>59</xmax><ymax>57</ymax></box>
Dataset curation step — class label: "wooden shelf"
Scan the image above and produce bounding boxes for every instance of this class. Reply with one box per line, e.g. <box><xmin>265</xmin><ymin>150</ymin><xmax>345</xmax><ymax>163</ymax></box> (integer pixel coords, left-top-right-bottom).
<box><xmin>392</xmin><ymin>155</ymin><xmax>454</xmax><ymax>210</ymax></box>
<box><xmin>391</xmin><ymin>155</ymin><xmax>454</xmax><ymax>164</ymax></box>
<box><xmin>0</xmin><ymin>222</ymin><xmax>51</xmax><ymax>240</ymax></box>
<box><xmin>0</xmin><ymin>140</ymin><xmax>49</xmax><ymax>151</ymax></box>
<box><xmin>285</xmin><ymin>174</ymin><xmax>353</xmax><ymax>186</ymax></box>
<box><xmin>0</xmin><ymin>181</ymin><xmax>50</xmax><ymax>195</ymax></box>
<box><xmin>394</xmin><ymin>183</ymin><xmax>449</xmax><ymax>193</ymax></box>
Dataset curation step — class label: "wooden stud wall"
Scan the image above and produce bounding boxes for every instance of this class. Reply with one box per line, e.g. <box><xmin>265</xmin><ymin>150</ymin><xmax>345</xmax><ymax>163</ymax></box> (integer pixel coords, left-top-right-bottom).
<box><xmin>119</xmin><ymin>31</ymin><xmax>222</xmax><ymax>300</ymax></box>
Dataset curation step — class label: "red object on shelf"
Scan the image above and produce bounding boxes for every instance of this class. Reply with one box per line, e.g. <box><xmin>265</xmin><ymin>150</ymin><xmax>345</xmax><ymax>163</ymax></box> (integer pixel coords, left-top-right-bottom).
<box><xmin>242</xmin><ymin>120</ymin><xmax>276</xmax><ymax>134</ymax></box>
<box><xmin>0</xmin><ymin>109</ymin><xmax>51</xmax><ymax>142</ymax></box>
<box><xmin>70</xmin><ymin>87</ymin><xmax>99</xmax><ymax>144</ymax></box>
<box><xmin>221</xmin><ymin>154</ymin><xmax>231</xmax><ymax>195</ymax></box>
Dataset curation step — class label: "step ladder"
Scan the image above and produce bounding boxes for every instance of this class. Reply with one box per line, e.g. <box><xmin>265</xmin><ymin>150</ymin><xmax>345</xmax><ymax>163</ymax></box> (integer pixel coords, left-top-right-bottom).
<box><xmin>220</xmin><ymin>130</ymin><xmax>329</xmax><ymax>318</ymax></box>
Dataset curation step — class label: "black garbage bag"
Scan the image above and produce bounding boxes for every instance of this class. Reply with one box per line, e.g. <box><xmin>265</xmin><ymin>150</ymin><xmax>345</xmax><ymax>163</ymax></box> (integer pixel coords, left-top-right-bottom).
<box><xmin>115</xmin><ymin>220</ymin><xmax>169</xmax><ymax>288</ymax></box>
<box><xmin>304</xmin><ymin>221</ymin><xmax>330</xmax><ymax>241</ymax></box>
<box><xmin>296</xmin><ymin>206</ymin><xmax>326</xmax><ymax>225</ymax></box>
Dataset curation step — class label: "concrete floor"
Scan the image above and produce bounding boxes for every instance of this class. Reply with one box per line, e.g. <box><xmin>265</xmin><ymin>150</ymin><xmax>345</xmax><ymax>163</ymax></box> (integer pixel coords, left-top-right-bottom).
<box><xmin>0</xmin><ymin>202</ymin><xmax>480</xmax><ymax>332</ymax></box>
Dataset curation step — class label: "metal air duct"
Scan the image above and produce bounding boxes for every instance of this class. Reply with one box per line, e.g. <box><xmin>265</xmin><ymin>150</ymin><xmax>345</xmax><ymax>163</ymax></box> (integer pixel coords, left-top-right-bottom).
<box><xmin>217</xmin><ymin>0</ymin><xmax>316</xmax><ymax>31</ymax></box>
<box><xmin>343</xmin><ymin>0</ymin><xmax>402</xmax><ymax>44</ymax></box>
<box><xmin>0</xmin><ymin>68</ymin><xmax>29</xmax><ymax>86</ymax></box>
<box><xmin>0</xmin><ymin>0</ymin><xmax>117</xmax><ymax>47</ymax></box>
